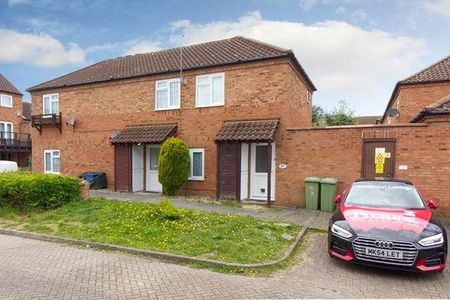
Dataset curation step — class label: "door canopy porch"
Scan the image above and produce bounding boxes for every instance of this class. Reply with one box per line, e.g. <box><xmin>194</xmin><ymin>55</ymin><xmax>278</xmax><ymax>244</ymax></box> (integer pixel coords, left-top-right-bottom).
<box><xmin>215</xmin><ymin>119</ymin><xmax>279</xmax><ymax>143</ymax></box>
<box><xmin>111</xmin><ymin>124</ymin><xmax>177</xmax><ymax>144</ymax></box>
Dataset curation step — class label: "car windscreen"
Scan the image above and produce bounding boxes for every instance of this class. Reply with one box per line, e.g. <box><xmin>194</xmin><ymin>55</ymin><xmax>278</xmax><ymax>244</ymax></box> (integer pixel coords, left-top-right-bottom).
<box><xmin>344</xmin><ymin>181</ymin><xmax>425</xmax><ymax>209</ymax></box>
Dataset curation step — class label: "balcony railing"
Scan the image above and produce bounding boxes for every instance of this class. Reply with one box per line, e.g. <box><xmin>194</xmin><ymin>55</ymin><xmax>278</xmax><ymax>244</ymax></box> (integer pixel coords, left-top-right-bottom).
<box><xmin>31</xmin><ymin>113</ymin><xmax>62</xmax><ymax>134</ymax></box>
<box><xmin>0</xmin><ymin>131</ymin><xmax>31</xmax><ymax>152</ymax></box>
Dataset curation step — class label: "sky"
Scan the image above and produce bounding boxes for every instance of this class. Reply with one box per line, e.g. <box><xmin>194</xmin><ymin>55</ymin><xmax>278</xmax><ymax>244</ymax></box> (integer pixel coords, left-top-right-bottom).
<box><xmin>0</xmin><ymin>0</ymin><xmax>449</xmax><ymax>116</ymax></box>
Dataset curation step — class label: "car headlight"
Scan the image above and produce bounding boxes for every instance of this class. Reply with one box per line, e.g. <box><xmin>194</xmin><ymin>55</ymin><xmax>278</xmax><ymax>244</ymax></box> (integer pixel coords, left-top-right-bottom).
<box><xmin>418</xmin><ymin>233</ymin><xmax>444</xmax><ymax>247</ymax></box>
<box><xmin>331</xmin><ymin>223</ymin><xmax>353</xmax><ymax>239</ymax></box>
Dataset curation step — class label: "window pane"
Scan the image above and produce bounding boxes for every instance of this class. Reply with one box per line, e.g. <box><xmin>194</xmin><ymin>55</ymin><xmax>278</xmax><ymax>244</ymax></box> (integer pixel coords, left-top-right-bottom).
<box><xmin>156</xmin><ymin>81</ymin><xmax>167</xmax><ymax>89</ymax></box>
<box><xmin>212</xmin><ymin>76</ymin><xmax>223</xmax><ymax>104</ymax></box>
<box><xmin>255</xmin><ymin>145</ymin><xmax>269</xmax><ymax>173</ymax></box>
<box><xmin>44</xmin><ymin>97</ymin><xmax>51</xmax><ymax>114</ymax></box>
<box><xmin>51</xmin><ymin>100</ymin><xmax>59</xmax><ymax>114</ymax></box>
<box><xmin>53</xmin><ymin>156</ymin><xmax>60</xmax><ymax>173</ymax></box>
<box><xmin>192</xmin><ymin>152</ymin><xmax>203</xmax><ymax>177</ymax></box>
<box><xmin>1</xmin><ymin>95</ymin><xmax>12</xmax><ymax>107</ymax></box>
<box><xmin>169</xmin><ymin>81</ymin><xmax>180</xmax><ymax>107</ymax></box>
<box><xmin>45</xmin><ymin>153</ymin><xmax>51</xmax><ymax>171</ymax></box>
<box><xmin>156</xmin><ymin>90</ymin><xmax>168</xmax><ymax>108</ymax></box>
<box><xmin>149</xmin><ymin>148</ymin><xmax>160</xmax><ymax>171</ymax></box>
<box><xmin>0</xmin><ymin>123</ymin><xmax>4</xmax><ymax>132</ymax></box>
<box><xmin>197</xmin><ymin>76</ymin><xmax>209</xmax><ymax>85</ymax></box>
<box><xmin>197</xmin><ymin>85</ymin><xmax>210</xmax><ymax>106</ymax></box>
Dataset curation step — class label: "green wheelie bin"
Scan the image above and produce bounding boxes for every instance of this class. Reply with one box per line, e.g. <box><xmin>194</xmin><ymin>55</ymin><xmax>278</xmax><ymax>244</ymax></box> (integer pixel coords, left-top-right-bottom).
<box><xmin>305</xmin><ymin>177</ymin><xmax>321</xmax><ymax>210</ymax></box>
<box><xmin>320</xmin><ymin>177</ymin><xmax>338</xmax><ymax>212</ymax></box>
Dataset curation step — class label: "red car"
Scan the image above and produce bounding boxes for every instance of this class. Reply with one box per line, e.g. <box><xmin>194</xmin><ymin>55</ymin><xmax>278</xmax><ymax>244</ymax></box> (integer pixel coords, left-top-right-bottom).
<box><xmin>328</xmin><ymin>178</ymin><xmax>448</xmax><ymax>272</ymax></box>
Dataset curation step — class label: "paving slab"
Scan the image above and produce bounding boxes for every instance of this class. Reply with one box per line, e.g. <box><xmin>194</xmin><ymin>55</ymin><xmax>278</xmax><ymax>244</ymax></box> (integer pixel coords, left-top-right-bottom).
<box><xmin>0</xmin><ymin>233</ymin><xmax>449</xmax><ymax>299</ymax></box>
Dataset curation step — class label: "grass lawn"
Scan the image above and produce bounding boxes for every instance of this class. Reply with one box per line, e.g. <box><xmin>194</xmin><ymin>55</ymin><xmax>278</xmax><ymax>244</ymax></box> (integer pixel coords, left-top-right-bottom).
<box><xmin>0</xmin><ymin>198</ymin><xmax>300</xmax><ymax>264</ymax></box>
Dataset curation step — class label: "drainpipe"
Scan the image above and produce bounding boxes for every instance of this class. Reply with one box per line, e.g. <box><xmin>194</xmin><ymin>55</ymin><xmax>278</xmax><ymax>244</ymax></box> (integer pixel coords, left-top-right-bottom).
<box><xmin>267</xmin><ymin>141</ymin><xmax>272</xmax><ymax>208</ymax></box>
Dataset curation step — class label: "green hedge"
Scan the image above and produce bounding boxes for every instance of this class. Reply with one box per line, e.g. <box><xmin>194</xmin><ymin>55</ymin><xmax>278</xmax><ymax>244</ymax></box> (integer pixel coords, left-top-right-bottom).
<box><xmin>0</xmin><ymin>172</ymin><xmax>80</xmax><ymax>211</ymax></box>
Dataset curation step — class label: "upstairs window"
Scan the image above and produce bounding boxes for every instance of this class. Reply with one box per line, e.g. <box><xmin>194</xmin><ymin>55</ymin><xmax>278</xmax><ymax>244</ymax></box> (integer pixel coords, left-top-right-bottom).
<box><xmin>0</xmin><ymin>122</ymin><xmax>13</xmax><ymax>140</ymax></box>
<box><xmin>0</xmin><ymin>94</ymin><xmax>13</xmax><ymax>108</ymax></box>
<box><xmin>188</xmin><ymin>148</ymin><xmax>204</xmax><ymax>180</ymax></box>
<box><xmin>196</xmin><ymin>73</ymin><xmax>224</xmax><ymax>108</ymax></box>
<box><xmin>43</xmin><ymin>93</ymin><xmax>59</xmax><ymax>114</ymax></box>
<box><xmin>155</xmin><ymin>78</ymin><xmax>180</xmax><ymax>110</ymax></box>
<box><xmin>44</xmin><ymin>150</ymin><xmax>60</xmax><ymax>174</ymax></box>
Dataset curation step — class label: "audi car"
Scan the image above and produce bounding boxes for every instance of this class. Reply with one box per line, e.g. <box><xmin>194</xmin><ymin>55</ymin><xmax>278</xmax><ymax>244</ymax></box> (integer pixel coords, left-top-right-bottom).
<box><xmin>328</xmin><ymin>178</ymin><xmax>448</xmax><ymax>272</ymax></box>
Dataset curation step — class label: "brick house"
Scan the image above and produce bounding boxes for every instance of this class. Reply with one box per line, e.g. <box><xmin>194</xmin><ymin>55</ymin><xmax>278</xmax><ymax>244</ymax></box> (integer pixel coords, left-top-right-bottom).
<box><xmin>0</xmin><ymin>73</ymin><xmax>31</xmax><ymax>167</ymax></box>
<box><xmin>27</xmin><ymin>36</ymin><xmax>316</xmax><ymax>203</ymax></box>
<box><xmin>381</xmin><ymin>56</ymin><xmax>450</xmax><ymax>124</ymax></box>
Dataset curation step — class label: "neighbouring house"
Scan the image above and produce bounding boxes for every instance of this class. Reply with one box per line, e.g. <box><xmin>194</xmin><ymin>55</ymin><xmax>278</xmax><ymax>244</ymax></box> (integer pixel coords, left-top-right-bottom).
<box><xmin>0</xmin><ymin>73</ymin><xmax>31</xmax><ymax>168</ymax></box>
<box><xmin>27</xmin><ymin>36</ymin><xmax>316</xmax><ymax>204</ymax></box>
<box><xmin>381</xmin><ymin>56</ymin><xmax>450</xmax><ymax>124</ymax></box>
<box><xmin>355</xmin><ymin>116</ymin><xmax>381</xmax><ymax>125</ymax></box>
<box><xmin>278</xmin><ymin>55</ymin><xmax>450</xmax><ymax>211</ymax></box>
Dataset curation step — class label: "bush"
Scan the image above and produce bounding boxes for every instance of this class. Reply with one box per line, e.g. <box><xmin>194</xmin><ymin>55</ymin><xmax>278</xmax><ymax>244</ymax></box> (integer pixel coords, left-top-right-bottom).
<box><xmin>0</xmin><ymin>172</ymin><xmax>80</xmax><ymax>211</ymax></box>
<box><xmin>153</xmin><ymin>199</ymin><xmax>188</xmax><ymax>221</ymax></box>
<box><xmin>158</xmin><ymin>137</ymin><xmax>190</xmax><ymax>196</ymax></box>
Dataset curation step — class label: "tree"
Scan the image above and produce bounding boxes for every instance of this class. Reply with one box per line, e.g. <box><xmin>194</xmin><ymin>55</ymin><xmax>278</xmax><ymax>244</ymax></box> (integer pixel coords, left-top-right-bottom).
<box><xmin>158</xmin><ymin>137</ymin><xmax>190</xmax><ymax>196</ymax></box>
<box><xmin>312</xmin><ymin>105</ymin><xmax>326</xmax><ymax>127</ymax></box>
<box><xmin>312</xmin><ymin>100</ymin><xmax>356</xmax><ymax>127</ymax></box>
<box><xmin>325</xmin><ymin>100</ymin><xmax>357</xmax><ymax>126</ymax></box>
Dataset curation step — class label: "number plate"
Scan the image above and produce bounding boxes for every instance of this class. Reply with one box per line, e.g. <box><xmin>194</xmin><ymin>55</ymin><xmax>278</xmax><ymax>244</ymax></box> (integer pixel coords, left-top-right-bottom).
<box><xmin>364</xmin><ymin>247</ymin><xmax>403</xmax><ymax>259</ymax></box>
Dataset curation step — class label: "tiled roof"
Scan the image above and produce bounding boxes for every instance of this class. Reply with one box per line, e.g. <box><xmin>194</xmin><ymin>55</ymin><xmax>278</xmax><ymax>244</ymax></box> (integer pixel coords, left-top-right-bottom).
<box><xmin>27</xmin><ymin>36</ymin><xmax>316</xmax><ymax>92</ymax></box>
<box><xmin>111</xmin><ymin>124</ymin><xmax>177</xmax><ymax>144</ymax></box>
<box><xmin>22</xmin><ymin>102</ymin><xmax>31</xmax><ymax>120</ymax></box>
<box><xmin>215</xmin><ymin>119</ymin><xmax>279</xmax><ymax>142</ymax></box>
<box><xmin>381</xmin><ymin>56</ymin><xmax>450</xmax><ymax>123</ymax></box>
<box><xmin>400</xmin><ymin>56</ymin><xmax>450</xmax><ymax>84</ymax></box>
<box><xmin>355</xmin><ymin>116</ymin><xmax>381</xmax><ymax>125</ymax></box>
<box><xmin>0</xmin><ymin>73</ymin><xmax>22</xmax><ymax>95</ymax></box>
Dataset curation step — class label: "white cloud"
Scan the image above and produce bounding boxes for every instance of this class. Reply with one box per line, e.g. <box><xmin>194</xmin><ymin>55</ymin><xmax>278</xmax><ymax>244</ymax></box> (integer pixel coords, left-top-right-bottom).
<box><xmin>123</xmin><ymin>41</ymin><xmax>161</xmax><ymax>56</ymax></box>
<box><xmin>423</xmin><ymin>0</ymin><xmax>450</xmax><ymax>18</ymax></box>
<box><xmin>0</xmin><ymin>28</ymin><xmax>85</xmax><ymax>67</ymax></box>
<box><xmin>169</xmin><ymin>11</ymin><xmax>427</xmax><ymax>114</ymax></box>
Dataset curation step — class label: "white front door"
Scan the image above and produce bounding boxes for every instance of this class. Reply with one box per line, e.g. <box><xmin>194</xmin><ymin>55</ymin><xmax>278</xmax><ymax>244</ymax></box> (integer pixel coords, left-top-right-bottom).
<box><xmin>146</xmin><ymin>145</ymin><xmax>162</xmax><ymax>192</ymax></box>
<box><xmin>240</xmin><ymin>143</ymin><xmax>249</xmax><ymax>200</ymax></box>
<box><xmin>250</xmin><ymin>143</ymin><xmax>275</xmax><ymax>201</ymax></box>
<box><xmin>132</xmin><ymin>145</ymin><xmax>144</xmax><ymax>192</ymax></box>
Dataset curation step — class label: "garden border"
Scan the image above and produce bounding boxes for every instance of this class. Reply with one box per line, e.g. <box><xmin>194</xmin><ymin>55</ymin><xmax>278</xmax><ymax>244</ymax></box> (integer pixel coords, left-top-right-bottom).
<box><xmin>0</xmin><ymin>227</ymin><xmax>307</xmax><ymax>268</ymax></box>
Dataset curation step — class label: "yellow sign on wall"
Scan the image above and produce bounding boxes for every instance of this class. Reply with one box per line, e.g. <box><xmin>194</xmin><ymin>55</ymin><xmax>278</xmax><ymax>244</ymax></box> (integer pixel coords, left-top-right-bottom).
<box><xmin>375</xmin><ymin>153</ymin><xmax>385</xmax><ymax>174</ymax></box>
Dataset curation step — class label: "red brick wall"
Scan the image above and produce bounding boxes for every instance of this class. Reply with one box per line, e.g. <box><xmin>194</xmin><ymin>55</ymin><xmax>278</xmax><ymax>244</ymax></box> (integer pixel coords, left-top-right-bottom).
<box><xmin>30</xmin><ymin>58</ymin><xmax>312</xmax><ymax>195</ymax></box>
<box><xmin>0</xmin><ymin>93</ymin><xmax>31</xmax><ymax>167</ymax></box>
<box><xmin>384</xmin><ymin>82</ymin><xmax>450</xmax><ymax>124</ymax></box>
<box><xmin>277</xmin><ymin>122</ymin><xmax>450</xmax><ymax>213</ymax></box>
<box><xmin>0</xmin><ymin>93</ymin><xmax>28</xmax><ymax>134</ymax></box>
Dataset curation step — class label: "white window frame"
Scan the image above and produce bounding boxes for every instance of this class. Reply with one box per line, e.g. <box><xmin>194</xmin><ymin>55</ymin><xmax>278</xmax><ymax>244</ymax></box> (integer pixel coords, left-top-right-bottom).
<box><xmin>155</xmin><ymin>78</ymin><xmax>181</xmax><ymax>111</ymax></box>
<box><xmin>195</xmin><ymin>73</ymin><xmax>225</xmax><ymax>108</ymax></box>
<box><xmin>43</xmin><ymin>93</ymin><xmax>59</xmax><ymax>115</ymax></box>
<box><xmin>0</xmin><ymin>94</ymin><xmax>13</xmax><ymax>108</ymax></box>
<box><xmin>44</xmin><ymin>150</ymin><xmax>60</xmax><ymax>174</ymax></box>
<box><xmin>188</xmin><ymin>148</ymin><xmax>205</xmax><ymax>181</ymax></box>
<box><xmin>0</xmin><ymin>121</ymin><xmax>13</xmax><ymax>140</ymax></box>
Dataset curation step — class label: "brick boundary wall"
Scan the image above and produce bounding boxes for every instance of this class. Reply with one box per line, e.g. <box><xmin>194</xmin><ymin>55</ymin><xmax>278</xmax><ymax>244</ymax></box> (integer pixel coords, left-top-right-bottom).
<box><xmin>275</xmin><ymin>122</ymin><xmax>450</xmax><ymax>214</ymax></box>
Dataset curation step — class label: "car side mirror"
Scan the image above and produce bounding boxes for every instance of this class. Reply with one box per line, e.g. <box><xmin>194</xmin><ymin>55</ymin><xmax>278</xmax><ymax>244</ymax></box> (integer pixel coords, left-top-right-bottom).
<box><xmin>428</xmin><ymin>199</ymin><xmax>438</xmax><ymax>209</ymax></box>
<box><xmin>334</xmin><ymin>194</ymin><xmax>342</xmax><ymax>204</ymax></box>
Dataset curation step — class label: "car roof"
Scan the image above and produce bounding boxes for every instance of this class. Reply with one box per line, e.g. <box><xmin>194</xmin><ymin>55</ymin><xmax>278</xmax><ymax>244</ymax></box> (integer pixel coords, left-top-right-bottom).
<box><xmin>354</xmin><ymin>178</ymin><xmax>413</xmax><ymax>185</ymax></box>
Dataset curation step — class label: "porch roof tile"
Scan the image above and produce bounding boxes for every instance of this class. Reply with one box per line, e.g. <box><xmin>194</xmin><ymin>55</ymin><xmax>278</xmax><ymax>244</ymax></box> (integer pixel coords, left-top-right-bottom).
<box><xmin>215</xmin><ymin>119</ymin><xmax>279</xmax><ymax>143</ymax></box>
<box><xmin>111</xmin><ymin>124</ymin><xmax>177</xmax><ymax>144</ymax></box>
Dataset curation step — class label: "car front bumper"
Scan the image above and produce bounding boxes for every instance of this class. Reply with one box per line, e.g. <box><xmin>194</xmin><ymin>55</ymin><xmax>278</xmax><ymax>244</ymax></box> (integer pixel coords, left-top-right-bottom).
<box><xmin>328</xmin><ymin>233</ymin><xmax>447</xmax><ymax>272</ymax></box>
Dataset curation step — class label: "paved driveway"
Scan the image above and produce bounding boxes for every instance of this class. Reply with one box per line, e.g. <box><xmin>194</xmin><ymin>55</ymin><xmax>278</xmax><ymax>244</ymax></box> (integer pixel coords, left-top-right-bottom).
<box><xmin>0</xmin><ymin>233</ymin><xmax>448</xmax><ymax>299</ymax></box>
